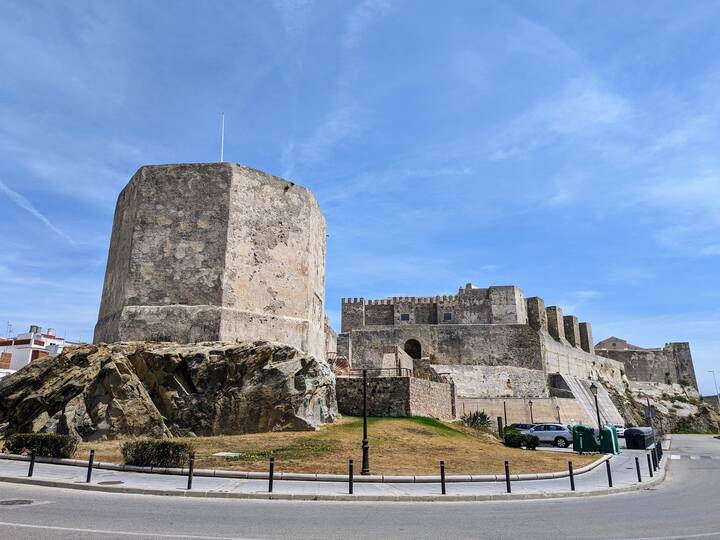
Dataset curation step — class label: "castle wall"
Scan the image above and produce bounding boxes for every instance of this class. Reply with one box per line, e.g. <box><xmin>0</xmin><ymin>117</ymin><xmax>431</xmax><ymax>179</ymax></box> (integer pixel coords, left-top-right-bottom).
<box><xmin>457</xmin><ymin>397</ymin><xmax>594</xmax><ymax>426</ymax></box>
<box><xmin>94</xmin><ymin>163</ymin><xmax>327</xmax><ymax>359</ymax></box>
<box><xmin>563</xmin><ymin>316</ymin><xmax>581</xmax><ymax>348</ymax></box>
<box><xmin>432</xmin><ymin>364</ymin><xmax>548</xmax><ymax>398</ymax></box>
<box><xmin>346</xmin><ymin>324</ymin><xmax>544</xmax><ymax>371</ymax></box>
<box><xmin>543</xmin><ymin>335</ymin><xmax>625</xmax><ymax>391</ymax></box>
<box><xmin>595</xmin><ymin>342</ymin><xmax>698</xmax><ymax>389</ymax></box>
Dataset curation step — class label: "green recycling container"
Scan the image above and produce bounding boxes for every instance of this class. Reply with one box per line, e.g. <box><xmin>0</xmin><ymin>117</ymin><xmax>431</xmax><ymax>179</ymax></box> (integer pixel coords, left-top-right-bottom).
<box><xmin>600</xmin><ymin>424</ymin><xmax>620</xmax><ymax>454</ymax></box>
<box><xmin>572</xmin><ymin>424</ymin><xmax>600</xmax><ymax>453</ymax></box>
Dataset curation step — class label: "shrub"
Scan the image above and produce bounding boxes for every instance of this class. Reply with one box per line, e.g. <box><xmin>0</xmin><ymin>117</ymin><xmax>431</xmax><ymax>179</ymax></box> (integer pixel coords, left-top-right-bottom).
<box><xmin>121</xmin><ymin>439</ymin><xmax>193</xmax><ymax>468</ymax></box>
<box><xmin>461</xmin><ymin>410</ymin><xmax>492</xmax><ymax>430</ymax></box>
<box><xmin>524</xmin><ymin>435</ymin><xmax>540</xmax><ymax>450</ymax></box>
<box><xmin>3</xmin><ymin>433</ymin><xmax>78</xmax><ymax>458</ymax></box>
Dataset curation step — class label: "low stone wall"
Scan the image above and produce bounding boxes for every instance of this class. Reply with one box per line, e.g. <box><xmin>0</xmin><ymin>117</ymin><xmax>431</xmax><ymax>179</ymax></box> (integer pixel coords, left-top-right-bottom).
<box><xmin>336</xmin><ymin>376</ymin><xmax>454</xmax><ymax>420</ymax></box>
<box><xmin>456</xmin><ymin>397</ymin><xmax>595</xmax><ymax>426</ymax></box>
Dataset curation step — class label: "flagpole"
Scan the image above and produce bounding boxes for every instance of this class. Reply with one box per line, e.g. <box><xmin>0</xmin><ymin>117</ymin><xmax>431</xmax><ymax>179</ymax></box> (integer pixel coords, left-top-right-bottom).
<box><xmin>220</xmin><ymin>112</ymin><xmax>225</xmax><ymax>162</ymax></box>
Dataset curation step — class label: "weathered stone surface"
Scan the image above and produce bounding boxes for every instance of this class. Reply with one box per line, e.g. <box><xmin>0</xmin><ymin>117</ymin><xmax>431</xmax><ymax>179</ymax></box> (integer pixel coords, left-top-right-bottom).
<box><xmin>0</xmin><ymin>341</ymin><xmax>337</xmax><ymax>441</ymax></box>
<box><xmin>94</xmin><ymin>163</ymin><xmax>328</xmax><ymax>360</ymax></box>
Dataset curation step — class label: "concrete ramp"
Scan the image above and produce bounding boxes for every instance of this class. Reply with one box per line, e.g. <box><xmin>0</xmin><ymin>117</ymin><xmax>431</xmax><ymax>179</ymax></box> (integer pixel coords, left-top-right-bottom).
<box><xmin>560</xmin><ymin>375</ymin><xmax>624</xmax><ymax>427</ymax></box>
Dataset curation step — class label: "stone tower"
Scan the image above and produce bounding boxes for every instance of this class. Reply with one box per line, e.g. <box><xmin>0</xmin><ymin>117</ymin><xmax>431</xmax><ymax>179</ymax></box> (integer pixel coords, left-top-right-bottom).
<box><xmin>94</xmin><ymin>163</ymin><xmax>327</xmax><ymax>359</ymax></box>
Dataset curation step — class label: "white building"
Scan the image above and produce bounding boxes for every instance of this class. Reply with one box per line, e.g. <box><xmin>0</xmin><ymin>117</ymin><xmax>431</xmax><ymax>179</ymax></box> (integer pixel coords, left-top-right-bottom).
<box><xmin>0</xmin><ymin>325</ymin><xmax>67</xmax><ymax>376</ymax></box>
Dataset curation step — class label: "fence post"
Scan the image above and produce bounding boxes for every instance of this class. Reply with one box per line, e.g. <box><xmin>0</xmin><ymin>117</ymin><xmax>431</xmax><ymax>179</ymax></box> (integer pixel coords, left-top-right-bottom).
<box><xmin>348</xmin><ymin>459</ymin><xmax>354</xmax><ymax>495</ymax></box>
<box><xmin>605</xmin><ymin>460</ymin><xmax>613</xmax><ymax>487</ymax></box>
<box><xmin>504</xmin><ymin>461</ymin><xmax>511</xmax><ymax>493</ymax></box>
<box><xmin>635</xmin><ymin>456</ymin><xmax>642</xmax><ymax>482</ymax></box>
<box><xmin>27</xmin><ymin>450</ymin><xmax>36</xmax><ymax>478</ymax></box>
<box><xmin>568</xmin><ymin>461</ymin><xmax>575</xmax><ymax>491</ymax></box>
<box><xmin>647</xmin><ymin>454</ymin><xmax>653</xmax><ymax>478</ymax></box>
<box><xmin>440</xmin><ymin>460</ymin><xmax>446</xmax><ymax>495</ymax></box>
<box><xmin>86</xmin><ymin>449</ymin><xmax>95</xmax><ymax>483</ymax></box>
<box><xmin>187</xmin><ymin>452</ymin><xmax>195</xmax><ymax>490</ymax></box>
<box><xmin>269</xmin><ymin>457</ymin><xmax>275</xmax><ymax>493</ymax></box>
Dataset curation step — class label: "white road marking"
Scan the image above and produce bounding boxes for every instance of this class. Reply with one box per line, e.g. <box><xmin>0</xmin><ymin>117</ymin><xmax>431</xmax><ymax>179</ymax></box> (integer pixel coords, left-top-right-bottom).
<box><xmin>670</xmin><ymin>455</ymin><xmax>681</xmax><ymax>460</ymax></box>
<box><xmin>608</xmin><ymin>532</ymin><xmax>720</xmax><ymax>540</ymax></box>
<box><xmin>690</xmin><ymin>456</ymin><xmax>700</xmax><ymax>460</ymax></box>
<box><xmin>0</xmin><ymin>521</ymin><xmax>264</xmax><ymax>539</ymax></box>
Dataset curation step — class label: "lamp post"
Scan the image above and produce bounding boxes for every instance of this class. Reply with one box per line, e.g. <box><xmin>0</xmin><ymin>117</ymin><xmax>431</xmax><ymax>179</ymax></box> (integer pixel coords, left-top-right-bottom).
<box><xmin>503</xmin><ymin>400</ymin><xmax>507</xmax><ymax>427</ymax></box>
<box><xmin>709</xmin><ymin>370</ymin><xmax>720</xmax><ymax>411</ymax></box>
<box><xmin>528</xmin><ymin>399</ymin><xmax>534</xmax><ymax>424</ymax></box>
<box><xmin>361</xmin><ymin>369</ymin><xmax>370</xmax><ymax>475</ymax></box>
<box><xmin>556</xmin><ymin>404</ymin><xmax>561</xmax><ymax>423</ymax></box>
<box><xmin>590</xmin><ymin>382</ymin><xmax>602</xmax><ymax>445</ymax></box>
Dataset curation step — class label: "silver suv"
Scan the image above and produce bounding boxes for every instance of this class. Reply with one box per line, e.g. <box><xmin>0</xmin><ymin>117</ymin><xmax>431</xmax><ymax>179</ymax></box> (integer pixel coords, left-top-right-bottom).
<box><xmin>527</xmin><ymin>423</ymin><xmax>573</xmax><ymax>448</ymax></box>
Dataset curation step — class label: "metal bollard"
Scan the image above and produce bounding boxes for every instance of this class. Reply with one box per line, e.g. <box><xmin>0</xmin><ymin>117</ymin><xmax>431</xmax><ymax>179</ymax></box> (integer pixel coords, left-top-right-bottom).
<box><xmin>86</xmin><ymin>449</ymin><xmax>95</xmax><ymax>483</ymax></box>
<box><xmin>268</xmin><ymin>457</ymin><xmax>275</xmax><ymax>493</ymax></box>
<box><xmin>657</xmin><ymin>443</ymin><xmax>663</xmax><ymax>461</ymax></box>
<box><xmin>440</xmin><ymin>461</ymin><xmax>446</xmax><ymax>495</ymax></box>
<box><xmin>568</xmin><ymin>461</ymin><xmax>575</xmax><ymax>491</ymax></box>
<box><xmin>635</xmin><ymin>456</ymin><xmax>642</xmax><ymax>482</ymax></box>
<box><xmin>348</xmin><ymin>459</ymin><xmax>354</xmax><ymax>495</ymax></box>
<box><xmin>652</xmin><ymin>449</ymin><xmax>658</xmax><ymax>471</ymax></box>
<box><xmin>504</xmin><ymin>461</ymin><xmax>511</xmax><ymax>493</ymax></box>
<box><xmin>605</xmin><ymin>460</ymin><xmax>613</xmax><ymax>488</ymax></box>
<box><xmin>187</xmin><ymin>452</ymin><xmax>195</xmax><ymax>490</ymax></box>
<box><xmin>647</xmin><ymin>454</ymin><xmax>653</xmax><ymax>478</ymax></box>
<box><xmin>27</xmin><ymin>450</ymin><xmax>36</xmax><ymax>477</ymax></box>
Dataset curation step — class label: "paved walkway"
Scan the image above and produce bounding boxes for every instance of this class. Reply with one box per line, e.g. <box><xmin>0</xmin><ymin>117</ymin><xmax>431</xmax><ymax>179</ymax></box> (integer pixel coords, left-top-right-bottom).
<box><xmin>0</xmin><ymin>443</ymin><xmax>668</xmax><ymax>501</ymax></box>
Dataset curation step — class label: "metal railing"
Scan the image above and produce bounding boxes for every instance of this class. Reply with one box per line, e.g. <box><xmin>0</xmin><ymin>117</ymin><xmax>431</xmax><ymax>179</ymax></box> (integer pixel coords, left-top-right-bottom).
<box><xmin>347</xmin><ymin>367</ymin><xmax>414</xmax><ymax>378</ymax></box>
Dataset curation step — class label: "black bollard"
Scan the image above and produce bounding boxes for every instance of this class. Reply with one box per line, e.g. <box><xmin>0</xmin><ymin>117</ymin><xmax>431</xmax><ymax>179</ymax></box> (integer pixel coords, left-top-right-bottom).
<box><xmin>504</xmin><ymin>461</ymin><xmax>511</xmax><ymax>493</ymax></box>
<box><xmin>187</xmin><ymin>452</ymin><xmax>195</xmax><ymax>490</ymax></box>
<box><xmin>268</xmin><ymin>457</ymin><xmax>275</xmax><ymax>493</ymax></box>
<box><xmin>348</xmin><ymin>459</ymin><xmax>354</xmax><ymax>495</ymax></box>
<box><xmin>86</xmin><ymin>449</ymin><xmax>95</xmax><ymax>483</ymax></box>
<box><xmin>635</xmin><ymin>456</ymin><xmax>642</xmax><ymax>482</ymax></box>
<box><xmin>647</xmin><ymin>454</ymin><xmax>653</xmax><ymax>478</ymax></box>
<box><xmin>568</xmin><ymin>461</ymin><xmax>575</xmax><ymax>491</ymax></box>
<box><xmin>27</xmin><ymin>450</ymin><xmax>36</xmax><ymax>477</ymax></box>
<box><xmin>657</xmin><ymin>443</ymin><xmax>663</xmax><ymax>461</ymax></box>
<box><xmin>440</xmin><ymin>460</ymin><xmax>446</xmax><ymax>495</ymax></box>
<box><xmin>605</xmin><ymin>460</ymin><xmax>613</xmax><ymax>487</ymax></box>
<box><xmin>652</xmin><ymin>449</ymin><xmax>658</xmax><ymax>471</ymax></box>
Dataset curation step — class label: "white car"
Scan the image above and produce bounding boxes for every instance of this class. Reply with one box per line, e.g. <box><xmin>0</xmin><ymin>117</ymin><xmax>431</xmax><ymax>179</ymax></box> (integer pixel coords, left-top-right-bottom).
<box><xmin>612</xmin><ymin>424</ymin><xmax>626</xmax><ymax>437</ymax></box>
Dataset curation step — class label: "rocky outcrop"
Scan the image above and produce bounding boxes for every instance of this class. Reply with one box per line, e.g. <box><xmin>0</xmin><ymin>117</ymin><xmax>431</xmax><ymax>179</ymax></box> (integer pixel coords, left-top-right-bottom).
<box><xmin>0</xmin><ymin>341</ymin><xmax>337</xmax><ymax>441</ymax></box>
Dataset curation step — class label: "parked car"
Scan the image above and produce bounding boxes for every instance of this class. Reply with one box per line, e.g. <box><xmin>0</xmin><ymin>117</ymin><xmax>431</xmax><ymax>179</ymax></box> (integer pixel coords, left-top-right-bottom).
<box><xmin>526</xmin><ymin>423</ymin><xmax>573</xmax><ymax>448</ymax></box>
<box><xmin>508</xmin><ymin>423</ymin><xmax>536</xmax><ymax>434</ymax></box>
<box><xmin>612</xmin><ymin>424</ymin><xmax>626</xmax><ymax>437</ymax></box>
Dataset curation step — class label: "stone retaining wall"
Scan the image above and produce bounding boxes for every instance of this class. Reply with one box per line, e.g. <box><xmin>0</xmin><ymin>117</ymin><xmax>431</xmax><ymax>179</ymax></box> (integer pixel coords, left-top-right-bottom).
<box><xmin>336</xmin><ymin>376</ymin><xmax>454</xmax><ymax>420</ymax></box>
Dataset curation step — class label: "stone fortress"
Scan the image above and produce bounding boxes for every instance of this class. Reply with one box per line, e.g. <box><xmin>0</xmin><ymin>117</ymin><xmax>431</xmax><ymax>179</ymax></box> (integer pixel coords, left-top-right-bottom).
<box><xmin>336</xmin><ymin>283</ymin><xmax>701</xmax><ymax>427</ymax></box>
<box><xmin>89</xmin><ymin>161</ymin><xmax>710</xmax><ymax>434</ymax></box>
<box><xmin>94</xmin><ymin>163</ymin><xmax>330</xmax><ymax>360</ymax></box>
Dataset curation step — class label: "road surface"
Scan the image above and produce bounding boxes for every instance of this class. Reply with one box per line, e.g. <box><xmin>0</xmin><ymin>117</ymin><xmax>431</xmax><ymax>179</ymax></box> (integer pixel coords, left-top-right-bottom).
<box><xmin>0</xmin><ymin>435</ymin><xmax>718</xmax><ymax>539</ymax></box>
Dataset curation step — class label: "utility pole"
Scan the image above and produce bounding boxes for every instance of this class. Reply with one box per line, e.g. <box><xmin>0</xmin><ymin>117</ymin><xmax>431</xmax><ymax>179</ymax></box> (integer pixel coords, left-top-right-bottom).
<box><xmin>710</xmin><ymin>370</ymin><xmax>720</xmax><ymax>411</ymax></box>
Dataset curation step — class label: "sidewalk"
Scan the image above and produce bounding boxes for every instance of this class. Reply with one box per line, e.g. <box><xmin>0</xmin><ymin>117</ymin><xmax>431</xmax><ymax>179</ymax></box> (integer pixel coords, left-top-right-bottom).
<box><xmin>0</xmin><ymin>444</ymin><xmax>669</xmax><ymax>502</ymax></box>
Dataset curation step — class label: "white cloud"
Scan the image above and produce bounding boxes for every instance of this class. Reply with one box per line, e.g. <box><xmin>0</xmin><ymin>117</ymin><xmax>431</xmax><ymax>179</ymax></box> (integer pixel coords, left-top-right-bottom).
<box><xmin>341</xmin><ymin>0</ymin><xmax>392</xmax><ymax>50</ymax></box>
<box><xmin>0</xmin><ymin>179</ymin><xmax>75</xmax><ymax>245</ymax></box>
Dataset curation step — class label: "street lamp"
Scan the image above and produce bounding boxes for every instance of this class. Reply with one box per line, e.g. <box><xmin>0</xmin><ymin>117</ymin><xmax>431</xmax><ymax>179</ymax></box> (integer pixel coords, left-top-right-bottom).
<box><xmin>709</xmin><ymin>370</ymin><xmax>720</xmax><ymax>411</ymax></box>
<box><xmin>361</xmin><ymin>369</ymin><xmax>370</xmax><ymax>475</ymax></box>
<box><xmin>589</xmin><ymin>382</ymin><xmax>602</xmax><ymax>445</ymax></box>
<box><xmin>556</xmin><ymin>404</ymin><xmax>561</xmax><ymax>423</ymax></box>
<box><xmin>528</xmin><ymin>399</ymin><xmax>534</xmax><ymax>424</ymax></box>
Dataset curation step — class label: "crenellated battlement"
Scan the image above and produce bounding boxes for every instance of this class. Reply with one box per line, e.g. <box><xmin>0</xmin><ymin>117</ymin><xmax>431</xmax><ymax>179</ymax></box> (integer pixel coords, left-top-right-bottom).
<box><xmin>341</xmin><ymin>297</ymin><xmax>365</xmax><ymax>304</ymax></box>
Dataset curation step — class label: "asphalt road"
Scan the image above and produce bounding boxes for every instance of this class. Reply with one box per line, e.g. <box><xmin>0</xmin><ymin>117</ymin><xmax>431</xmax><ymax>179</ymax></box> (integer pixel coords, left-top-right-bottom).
<box><xmin>0</xmin><ymin>435</ymin><xmax>718</xmax><ymax>540</ymax></box>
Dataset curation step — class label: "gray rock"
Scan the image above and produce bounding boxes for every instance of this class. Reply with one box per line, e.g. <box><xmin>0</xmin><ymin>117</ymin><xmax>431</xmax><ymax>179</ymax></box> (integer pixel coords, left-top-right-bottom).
<box><xmin>0</xmin><ymin>341</ymin><xmax>337</xmax><ymax>441</ymax></box>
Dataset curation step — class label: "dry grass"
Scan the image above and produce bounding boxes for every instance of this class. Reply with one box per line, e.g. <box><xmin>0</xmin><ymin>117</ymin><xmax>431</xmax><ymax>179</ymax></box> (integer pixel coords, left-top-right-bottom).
<box><xmin>76</xmin><ymin>416</ymin><xmax>596</xmax><ymax>475</ymax></box>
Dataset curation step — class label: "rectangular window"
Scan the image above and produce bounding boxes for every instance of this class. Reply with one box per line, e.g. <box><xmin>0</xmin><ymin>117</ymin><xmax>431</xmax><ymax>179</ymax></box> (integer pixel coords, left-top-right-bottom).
<box><xmin>400</xmin><ymin>313</ymin><xmax>410</xmax><ymax>321</ymax></box>
<box><xmin>443</xmin><ymin>312</ymin><xmax>452</xmax><ymax>321</ymax></box>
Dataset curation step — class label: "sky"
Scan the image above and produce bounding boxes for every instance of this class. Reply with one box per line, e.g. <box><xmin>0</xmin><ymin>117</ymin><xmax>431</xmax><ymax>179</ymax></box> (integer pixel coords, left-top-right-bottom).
<box><xmin>1</xmin><ymin>1</ymin><xmax>719</xmax><ymax>394</ymax></box>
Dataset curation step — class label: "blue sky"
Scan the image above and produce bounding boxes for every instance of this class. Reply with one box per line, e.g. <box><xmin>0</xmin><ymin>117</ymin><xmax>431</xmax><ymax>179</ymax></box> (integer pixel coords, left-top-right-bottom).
<box><xmin>1</xmin><ymin>1</ymin><xmax>719</xmax><ymax>394</ymax></box>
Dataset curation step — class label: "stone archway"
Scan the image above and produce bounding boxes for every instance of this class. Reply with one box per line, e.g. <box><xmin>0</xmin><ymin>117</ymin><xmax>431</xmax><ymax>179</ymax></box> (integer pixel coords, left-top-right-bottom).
<box><xmin>404</xmin><ymin>339</ymin><xmax>422</xmax><ymax>360</ymax></box>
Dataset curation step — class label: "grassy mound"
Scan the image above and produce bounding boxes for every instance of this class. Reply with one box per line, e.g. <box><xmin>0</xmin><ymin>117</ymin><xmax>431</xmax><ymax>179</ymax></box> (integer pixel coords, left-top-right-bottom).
<box><xmin>77</xmin><ymin>416</ymin><xmax>596</xmax><ymax>475</ymax></box>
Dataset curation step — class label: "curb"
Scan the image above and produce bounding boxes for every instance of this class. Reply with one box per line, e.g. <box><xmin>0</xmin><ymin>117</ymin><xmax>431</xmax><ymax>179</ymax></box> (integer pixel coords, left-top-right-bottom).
<box><xmin>0</xmin><ymin>455</ymin><xmax>669</xmax><ymax>502</ymax></box>
<box><xmin>0</xmin><ymin>452</ymin><xmax>610</xmax><ymax>483</ymax></box>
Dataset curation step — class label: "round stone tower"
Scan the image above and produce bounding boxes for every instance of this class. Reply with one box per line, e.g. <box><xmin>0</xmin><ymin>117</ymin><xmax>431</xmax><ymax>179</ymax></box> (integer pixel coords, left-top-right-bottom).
<box><xmin>94</xmin><ymin>163</ymin><xmax>327</xmax><ymax>359</ymax></box>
